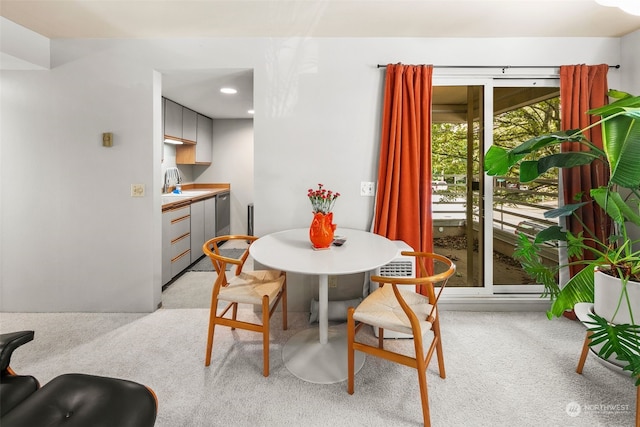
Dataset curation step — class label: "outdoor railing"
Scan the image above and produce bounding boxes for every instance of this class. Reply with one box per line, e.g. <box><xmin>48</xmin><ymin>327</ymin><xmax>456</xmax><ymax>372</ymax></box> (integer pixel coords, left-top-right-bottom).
<box><xmin>432</xmin><ymin>174</ymin><xmax>559</xmax><ymax>241</ymax></box>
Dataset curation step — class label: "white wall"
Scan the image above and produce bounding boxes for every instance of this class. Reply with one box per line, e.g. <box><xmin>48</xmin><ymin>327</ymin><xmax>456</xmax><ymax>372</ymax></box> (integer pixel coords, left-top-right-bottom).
<box><xmin>621</xmin><ymin>29</ymin><xmax>640</xmax><ymax>94</ymax></box>
<box><xmin>193</xmin><ymin>119</ymin><xmax>254</xmax><ymax>235</ymax></box>
<box><xmin>0</xmin><ymin>33</ymin><xmax>631</xmax><ymax>312</ymax></box>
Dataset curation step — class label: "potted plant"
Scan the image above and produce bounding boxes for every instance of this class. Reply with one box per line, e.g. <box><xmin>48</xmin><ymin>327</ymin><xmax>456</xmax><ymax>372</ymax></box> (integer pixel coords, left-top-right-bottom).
<box><xmin>484</xmin><ymin>89</ymin><xmax>640</xmax><ymax>381</ymax></box>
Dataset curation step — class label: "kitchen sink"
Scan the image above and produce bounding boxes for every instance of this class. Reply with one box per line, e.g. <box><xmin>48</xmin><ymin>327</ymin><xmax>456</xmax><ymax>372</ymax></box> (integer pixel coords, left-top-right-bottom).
<box><xmin>162</xmin><ymin>190</ymin><xmax>213</xmax><ymax>205</ymax></box>
<box><xmin>162</xmin><ymin>195</ymin><xmax>191</xmax><ymax>204</ymax></box>
<box><xmin>177</xmin><ymin>190</ymin><xmax>212</xmax><ymax>196</ymax></box>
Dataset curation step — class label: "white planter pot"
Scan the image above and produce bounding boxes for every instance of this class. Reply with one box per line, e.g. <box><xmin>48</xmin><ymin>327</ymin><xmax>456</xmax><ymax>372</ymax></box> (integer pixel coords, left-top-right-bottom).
<box><xmin>594</xmin><ymin>268</ymin><xmax>640</xmax><ymax>325</ymax></box>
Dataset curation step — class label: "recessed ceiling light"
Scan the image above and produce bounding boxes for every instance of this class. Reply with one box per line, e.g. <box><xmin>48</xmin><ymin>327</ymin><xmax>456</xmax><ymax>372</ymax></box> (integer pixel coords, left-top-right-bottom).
<box><xmin>220</xmin><ymin>87</ymin><xmax>237</xmax><ymax>94</ymax></box>
<box><xmin>248</xmin><ymin>109</ymin><xmax>254</xmax><ymax>114</ymax></box>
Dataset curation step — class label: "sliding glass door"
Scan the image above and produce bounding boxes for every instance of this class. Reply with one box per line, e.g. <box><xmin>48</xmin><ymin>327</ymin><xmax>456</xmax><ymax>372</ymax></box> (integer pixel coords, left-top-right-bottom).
<box><xmin>491</xmin><ymin>80</ymin><xmax>560</xmax><ymax>293</ymax></box>
<box><xmin>432</xmin><ymin>77</ymin><xmax>560</xmax><ymax>295</ymax></box>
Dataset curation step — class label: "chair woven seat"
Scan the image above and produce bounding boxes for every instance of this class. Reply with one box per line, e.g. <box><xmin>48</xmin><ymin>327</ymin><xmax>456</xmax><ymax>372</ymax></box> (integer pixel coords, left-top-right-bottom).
<box><xmin>219</xmin><ymin>270</ymin><xmax>284</xmax><ymax>305</ymax></box>
<box><xmin>353</xmin><ymin>285</ymin><xmax>434</xmax><ymax>336</ymax></box>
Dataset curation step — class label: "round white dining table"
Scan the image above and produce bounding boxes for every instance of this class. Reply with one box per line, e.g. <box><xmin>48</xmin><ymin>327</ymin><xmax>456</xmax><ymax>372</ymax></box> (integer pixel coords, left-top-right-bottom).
<box><xmin>250</xmin><ymin>227</ymin><xmax>399</xmax><ymax>384</ymax></box>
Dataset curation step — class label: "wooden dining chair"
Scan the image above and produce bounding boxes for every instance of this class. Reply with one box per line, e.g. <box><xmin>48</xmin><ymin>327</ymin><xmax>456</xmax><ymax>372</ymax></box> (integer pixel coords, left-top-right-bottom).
<box><xmin>347</xmin><ymin>251</ymin><xmax>455</xmax><ymax>427</ymax></box>
<box><xmin>203</xmin><ymin>235</ymin><xmax>287</xmax><ymax>377</ymax></box>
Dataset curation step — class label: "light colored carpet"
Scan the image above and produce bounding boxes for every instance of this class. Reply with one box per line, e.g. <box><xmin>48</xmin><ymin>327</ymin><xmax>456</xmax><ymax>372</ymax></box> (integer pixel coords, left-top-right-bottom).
<box><xmin>0</xmin><ymin>309</ymin><xmax>635</xmax><ymax>426</ymax></box>
<box><xmin>162</xmin><ymin>272</ymin><xmax>216</xmax><ymax>309</ymax></box>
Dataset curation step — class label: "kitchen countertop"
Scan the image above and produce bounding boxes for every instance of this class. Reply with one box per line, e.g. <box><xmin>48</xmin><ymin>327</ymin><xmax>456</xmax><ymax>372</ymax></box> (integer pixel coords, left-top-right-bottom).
<box><xmin>161</xmin><ymin>184</ymin><xmax>230</xmax><ymax>211</ymax></box>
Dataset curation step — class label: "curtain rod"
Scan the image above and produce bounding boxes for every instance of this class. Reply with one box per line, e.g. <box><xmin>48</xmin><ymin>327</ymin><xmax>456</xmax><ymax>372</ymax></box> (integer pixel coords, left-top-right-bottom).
<box><xmin>376</xmin><ymin>64</ymin><xmax>620</xmax><ymax>70</ymax></box>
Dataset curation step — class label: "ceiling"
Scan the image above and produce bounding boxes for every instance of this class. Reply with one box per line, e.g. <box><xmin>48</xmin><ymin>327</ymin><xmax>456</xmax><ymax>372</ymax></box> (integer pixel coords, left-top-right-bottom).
<box><xmin>2</xmin><ymin>1</ymin><xmax>638</xmax><ymax>119</ymax></box>
<box><xmin>2</xmin><ymin>1</ymin><xmax>640</xmax><ymax>39</ymax></box>
<box><xmin>160</xmin><ymin>69</ymin><xmax>254</xmax><ymax>120</ymax></box>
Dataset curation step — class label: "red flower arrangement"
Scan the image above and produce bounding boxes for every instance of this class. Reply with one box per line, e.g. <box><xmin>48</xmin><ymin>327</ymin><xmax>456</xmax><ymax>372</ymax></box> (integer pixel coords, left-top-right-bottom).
<box><xmin>307</xmin><ymin>183</ymin><xmax>340</xmax><ymax>214</ymax></box>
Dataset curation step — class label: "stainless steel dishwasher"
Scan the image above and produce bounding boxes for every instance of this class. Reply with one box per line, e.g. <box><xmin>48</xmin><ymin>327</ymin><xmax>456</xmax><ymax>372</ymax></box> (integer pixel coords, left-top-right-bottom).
<box><xmin>215</xmin><ymin>191</ymin><xmax>230</xmax><ymax>236</ymax></box>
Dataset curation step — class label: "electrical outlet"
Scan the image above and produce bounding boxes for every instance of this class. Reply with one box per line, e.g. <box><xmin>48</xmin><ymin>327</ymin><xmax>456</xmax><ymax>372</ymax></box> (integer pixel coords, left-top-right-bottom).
<box><xmin>328</xmin><ymin>275</ymin><xmax>338</xmax><ymax>288</ymax></box>
<box><xmin>131</xmin><ymin>184</ymin><xmax>145</xmax><ymax>197</ymax></box>
<box><xmin>360</xmin><ymin>181</ymin><xmax>375</xmax><ymax>196</ymax></box>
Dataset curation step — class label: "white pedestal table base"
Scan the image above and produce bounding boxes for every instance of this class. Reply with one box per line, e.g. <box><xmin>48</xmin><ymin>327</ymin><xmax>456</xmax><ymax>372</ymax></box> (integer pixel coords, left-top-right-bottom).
<box><xmin>282</xmin><ymin>325</ymin><xmax>365</xmax><ymax>384</ymax></box>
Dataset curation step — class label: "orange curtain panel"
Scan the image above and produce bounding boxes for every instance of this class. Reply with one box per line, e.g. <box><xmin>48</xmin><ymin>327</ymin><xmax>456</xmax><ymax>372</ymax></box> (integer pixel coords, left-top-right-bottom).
<box><xmin>374</xmin><ymin>64</ymin><xmax>434</xmax><ymax>270</ymax></box>
<box><xmin>559</xmin><ymin>64</ymin><xmax>610</xmax><ymax>278</ymax></box>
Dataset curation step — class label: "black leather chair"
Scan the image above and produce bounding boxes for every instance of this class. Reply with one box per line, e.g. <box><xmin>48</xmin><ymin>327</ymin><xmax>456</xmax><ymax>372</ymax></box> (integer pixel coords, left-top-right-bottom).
<box><xmin>0</xmin><ymin>330</ymin><xmax>157</xmax><ymax>427</ymax></box>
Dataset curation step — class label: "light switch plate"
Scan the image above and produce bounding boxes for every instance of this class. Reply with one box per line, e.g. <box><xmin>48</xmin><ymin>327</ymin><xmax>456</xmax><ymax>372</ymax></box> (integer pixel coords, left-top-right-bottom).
<box><xmin>131</xmin><ymin>184</ymin><xmax>145</xmax><ymax>197</ymax></box>
<box><xmin>360</xmin><ymin>181</ymin><xmax>375</xmax><ymax>196</ymax></box>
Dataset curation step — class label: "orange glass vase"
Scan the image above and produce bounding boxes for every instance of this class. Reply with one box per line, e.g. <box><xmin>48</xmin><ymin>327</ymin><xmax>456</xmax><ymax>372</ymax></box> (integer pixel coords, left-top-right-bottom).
<box><xmin>309</xmin><ymin>212</ymin><xmax>336</xmax><ymax>249</ymax></box>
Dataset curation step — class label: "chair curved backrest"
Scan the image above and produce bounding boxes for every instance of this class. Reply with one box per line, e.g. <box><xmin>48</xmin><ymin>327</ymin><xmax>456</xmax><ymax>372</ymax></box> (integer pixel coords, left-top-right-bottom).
<box><xmin>203</xmin><ymin>235</ymin><xmax>256</xmax><ymax>276</ymax></box>
<box><xmin>370</xmin><ymin>251</ymin><xmax>455</xmax><ymax>327</ymax></box>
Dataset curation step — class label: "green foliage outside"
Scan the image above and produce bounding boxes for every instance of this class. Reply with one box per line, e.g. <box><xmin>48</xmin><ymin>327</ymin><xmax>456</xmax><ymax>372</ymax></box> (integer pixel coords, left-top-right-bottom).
<box><xmin>431</xmin><ymin>96</ymin><xmax>561</xmax><ymax>204</ymax></box>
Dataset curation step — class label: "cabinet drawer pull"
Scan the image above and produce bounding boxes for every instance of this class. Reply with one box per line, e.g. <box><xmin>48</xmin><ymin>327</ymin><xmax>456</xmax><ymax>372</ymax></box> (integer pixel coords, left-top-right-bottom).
<box><xmin>171</xmin><ymin>215</ymin><xmax>190</xmax><ymax>224</ymax></box>
<box><xmin>171</xmin><ymin>249</ymin><xmax>190</xmax><ymax>263</ymax></box>
<box><xmin>171</xmin><ymin>232</ymin><xmax>189</xmax><ymax>245</ymax></box>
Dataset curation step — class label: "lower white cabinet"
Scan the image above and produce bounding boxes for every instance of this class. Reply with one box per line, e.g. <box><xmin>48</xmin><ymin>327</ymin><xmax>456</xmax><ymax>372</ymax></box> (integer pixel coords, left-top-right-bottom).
<box><xmin>204</xmin><ymin>197</ymin><xmax>216</xmax><ymax>242</ymax></box>
<box><xmin>190</xmin><ymin>197</ymin><xmax>217</xmax><ymax>264</ymax></box>
<box><xmin>162</xmin><ymin>205</ymin><xmax>191</xmax><ymax>286</ymax></box>
<box><xmin>190</xmin><ymin>200</ymin><xmax>205</xmax><ymax>263</ymax></box>
<box><xmin>162</xmin><ymin>193</ymin><xmax>226</xmax><ymax>286</ymax></box>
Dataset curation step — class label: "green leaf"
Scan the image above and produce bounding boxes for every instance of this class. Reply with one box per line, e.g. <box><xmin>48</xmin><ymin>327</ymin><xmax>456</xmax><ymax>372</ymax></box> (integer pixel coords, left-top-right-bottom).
<box><xmin>484</xmin><ymin>146</ymin><xmax>510</xmax><ymax>175</ymax></box>
<box><xmin>484</xmin><ymin>131</ymin><xmax>582</xmax><ymax>178</ymax></box>
<box><xmin>533</xmin><ymin>226</ymin><xmax>567</xmax><ymax>244</ymax></box>
<box><xmin>510</xmin><ymin>131</ymin><xmax>582</xmax><ymax>155</ymax></box>
<box><xmin>566</xmin><ymin>232</ymin><xmax>587</xmax><ymax>259</ymax></box>
<box><xmin>585</xmin><ymin>313</ymin><xmax>640</xmax><ymax>383</ymax></box>
<box><xmin>543</xmin><ymin>202</ymin><xmax>588</xmax><ymax>219</ymax></box>
<box><xmin>513</xmin><ymin>233</ymin><xmax>559</xmax><ymax>298</ymax></box>
<box><xmin>484</xmin><ymin>146</ymin><xmax>529</xmax><ymax>176</ymax></box>
<box><xmin>539</xmin><ymin>151</ymin><xmax>599</xmax><ymax>174</ymax></box>
<box><xmin>548</xmin><ymin>265</ymin><xmax>596</xmax><ymax>318</ymax></box>
<box><xmin>591</xmin><ymin>187</ymin><xmax>640</xmax><ymax>226</ymax></box>
<box><xmin>589</xmin><ymin>94</ymin><xmax>640</xmax><ymax>116</ymax></box>
<box><xmin>604</xmin><ymin>114</ymin><xmax>640</xmax><ymax>189</ymax></box>
<box><xmin>519</xmin><ymin>161</ymin><xmax>540</xmax><ymax>182</ymax></box>
<box><xmin>519</xmin><ymin>152</ymin><xmax>599</xmax><ymax>182</ymax></box>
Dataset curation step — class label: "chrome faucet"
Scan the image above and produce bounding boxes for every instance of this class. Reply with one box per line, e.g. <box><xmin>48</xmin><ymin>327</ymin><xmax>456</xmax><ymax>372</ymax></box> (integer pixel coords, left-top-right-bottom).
<box><xmin>163</xmin><ymin>167</ymin><xmax>182</xmax><ymax>193</ymax></box>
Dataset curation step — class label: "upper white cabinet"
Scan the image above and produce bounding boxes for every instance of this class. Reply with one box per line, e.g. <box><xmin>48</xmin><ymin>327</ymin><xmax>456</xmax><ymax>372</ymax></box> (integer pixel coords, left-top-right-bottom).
<box><xmin>164</xmin><ymin>98</ymin><xmax>183</xmax><ymax>143</ymax></box>
<box><xmin>165</xmin><ymin>96</ymin><xmax>213</xmax><ymax>164</ymax></box>
<box><xmin>182</xmin><ymin>108</ymin><xmax>197</xmax><ymax>144</ymax></box>
<box><xmin>163</xmin><ymin>97</ymin><xmax>197</xmax><ymax>146</ymax></box>
<box><xmin>176</xmin><ymin>113</ymin><xmax>213</xmax><ymax>165</ymax></box>
<box><xmin>196</xmin><ymin>114</ymin><xmax>213</xmax><ymax>163</ymax></box>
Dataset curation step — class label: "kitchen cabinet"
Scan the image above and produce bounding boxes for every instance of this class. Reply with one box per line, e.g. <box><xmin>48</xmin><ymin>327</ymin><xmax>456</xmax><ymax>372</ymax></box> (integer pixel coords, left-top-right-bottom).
<box><xmin>190</xmin><ymin>200</ymin><xmax>205</xmax><ymax>263</ymax></box>
<box><xmin>161</xmin><ymin>207</ymin><xmax>171</xmax><ymax>285</ymax></box>
<box><xmin>204</xmin><ymin>197</ymin><xmax>216</xmax><ymax>243</ymax></box>
<box><xmin>162</xmin><ymin>191</ymin><xmax>228</xmax><ymax>285</ymax></box>
<box><xmin>182</xmin><ymin>108</ymin><xmax>197</xmax><ymax>144</ymax></box>
<box><xmin>190</xmin><ymin>196</ymin><xmax>218</xmax><ymax>263</ymax></box>
<box><xmin>176</xmin><ymin>113</ymin><xmax>212</xmax><ymax>165</ymax></box>
<box><xmin>216</xmin><ymin>191</ymin><xmax>231</xmax><ymax>236</ymax></box>
<box><xmin>162</xmin><ymin>205</ymin><xmax>191</xmax><ymax>286</ymax></box>
<box><xmin>196</xmin><ymin>114</ymin><xmax>213</xmax><ymax>163</ymax></box>
<box><xmin>164</xmin><ymin>98</ymin><xmax>183</xmax><ymax>143</ymax></box>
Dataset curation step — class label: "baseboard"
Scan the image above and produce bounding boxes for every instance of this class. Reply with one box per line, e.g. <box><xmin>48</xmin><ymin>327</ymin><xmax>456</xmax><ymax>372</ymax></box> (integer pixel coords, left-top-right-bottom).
<box><xmin>439</xmin><ymin>295</ymin><xmax>550</xmax><ymax>312</ymax></box>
